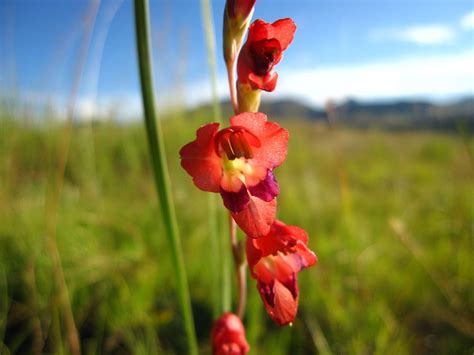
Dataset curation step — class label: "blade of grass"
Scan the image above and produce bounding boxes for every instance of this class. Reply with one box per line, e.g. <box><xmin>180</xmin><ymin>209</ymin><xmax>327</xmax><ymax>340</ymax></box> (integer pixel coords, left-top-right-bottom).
<box><xmin>43</xmin><ymin>1</ymin><xmax>100</xmax><ymax>354</ymax></box>
<box><xmin>0</xmin><ymin>263</ymin><xmax>7</xmax><ymax>344</ymax></box>
<box><xmin>199</xmin><ymin>0</ymin><xmax>230</xmax><ymax>317</ymax></box>
<box><xmin>200</xmin><ymin>0</ymin><xmax>222</xmax><ymax>123</ymax></box>
<box><xmin>133</xmin><ymin>1</ymin><xmax>198</xmax><ymax>354</ymax></box>
<box><xmin>245</xmin><ymin>275</ymin><xmax>261</xmax><ymax>345</ymax></box>
<box><xmin>303</xmin><ymin>315</ymin><xmax>333</xmax><ymax>355</ymax></box>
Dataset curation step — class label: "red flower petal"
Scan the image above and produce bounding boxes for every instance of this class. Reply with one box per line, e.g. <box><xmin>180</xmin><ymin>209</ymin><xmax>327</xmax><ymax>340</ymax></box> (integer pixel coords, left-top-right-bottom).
<box><xmin>248</xmin><ymin>71</ymin><xmax>278</xmax><ymax>92</ymax></box>
<box><xmin>256</xmin><ymin>279</ymin><xmax>298</xmax><ymax>326</ymax></box>
<box><xmin>271</xmin><ymin>280</ymin><xmax>298</xmax><ymax>325</ymax></box>
<box><xmin>180</xmin><ymin>123</ymin><xmax>222</xmax><ymax>193</ymax></box>
<box><xmin>269</xmin><ymin>18</ymin><xmax>296</xmax><ymax>51</ymax></box>
<box><xmin>230</xmin><ymin>112</ymin><xmax>288</xmax><ymax>169</ymax></box>
<box><xmin>232</xmin><ymin>196</ymin><xmax>276</xmax><ymax>238</ymax></box>
<box><xmin>247</xmin><ymin>18</ymin><xmax>296</xmax><ymax>52</ymax></box>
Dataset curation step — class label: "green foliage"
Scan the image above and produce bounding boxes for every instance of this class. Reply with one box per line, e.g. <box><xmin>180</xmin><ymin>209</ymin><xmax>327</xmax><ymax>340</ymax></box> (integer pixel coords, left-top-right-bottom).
<box><xmin>0</xmin><ymin>114</ymin><xmax>473</xmax><ymax>354</ymax></box>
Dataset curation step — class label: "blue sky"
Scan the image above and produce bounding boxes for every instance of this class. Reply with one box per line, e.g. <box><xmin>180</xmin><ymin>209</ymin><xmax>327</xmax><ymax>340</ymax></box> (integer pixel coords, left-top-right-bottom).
<box><xmin>1</xmin><ymin>0</ymin><xmax>473</xmax><ymax>118</ymax></box>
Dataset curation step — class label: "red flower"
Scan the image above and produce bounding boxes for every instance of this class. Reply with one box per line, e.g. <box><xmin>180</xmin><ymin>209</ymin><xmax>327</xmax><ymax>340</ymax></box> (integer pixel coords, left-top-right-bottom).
<box><xmin>180</xmin><ymin>112</ymin><xmax>288</xmax><ymax>237</ymax></box>
<box><xmin>237</xmin><ymin>18</ymin><xmax>296</xmax><ymax>92</ymax></box>
<box><xmin>211</xmin><ymin>312</ymin><xmax>250</xmax><ymax>355</ymax></box>
<box><xmin>246</xmin><ymin>220</ymin><xmax>317</xmax><ymax>325</ymax></box>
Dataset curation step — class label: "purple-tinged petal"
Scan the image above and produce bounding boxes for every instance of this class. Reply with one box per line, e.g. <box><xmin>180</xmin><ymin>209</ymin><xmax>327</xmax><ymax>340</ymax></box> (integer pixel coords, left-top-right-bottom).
<box><xmin>248</xmin><ymin>170</ymin><xmax>279</xmax><ymax>202</ymax></box>
<box><xmin>258</xmin><ymin>280</ymin><xmax>275</xmax><ymax>308</ymax></box>
<box><xmin>220</xmin><ymin>186</ymin><xmax>250</xmax><ymax>213</ymax></box>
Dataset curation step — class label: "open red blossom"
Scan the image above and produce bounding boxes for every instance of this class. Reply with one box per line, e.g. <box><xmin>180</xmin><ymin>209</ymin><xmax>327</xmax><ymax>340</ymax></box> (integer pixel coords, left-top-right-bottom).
<box><xmin>212</xmin><ymin>313</ymin><xmax>250</xmax><ymax>355</ymax></box>
<box><xmin>237</xmin><ymin>18</ymin><xmax>296</xmax><ymax>92</ymax></box>
<box><xmin>246</xmin><ymin>220</ymin><xmax>317</xmax><ymax>325</ymax></box>
<box><xmin>180</xmin><ymin>112</ymin><xmax>288</xmax><ymax>237</ymax></box>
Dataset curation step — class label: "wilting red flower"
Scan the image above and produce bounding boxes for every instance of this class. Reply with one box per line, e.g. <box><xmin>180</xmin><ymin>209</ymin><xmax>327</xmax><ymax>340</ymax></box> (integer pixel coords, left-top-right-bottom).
<box><xmin>237</xmin><ymin>18</ymin><xmax>296</xmax><ymax>92</ymax></box>
<box><xmin>212</xmin><ymin>312</ymin><xmax>250</xmax><ymax>355</ymax></box>
<box><xmin>246</xmin><ymin>220</ymin><xmax>317</xmax><ymax>325</ymax></box>
<box><xmin>180</xmin><ymin>112</ymin><xmax>288</xmax><ymax>237</ymax></box>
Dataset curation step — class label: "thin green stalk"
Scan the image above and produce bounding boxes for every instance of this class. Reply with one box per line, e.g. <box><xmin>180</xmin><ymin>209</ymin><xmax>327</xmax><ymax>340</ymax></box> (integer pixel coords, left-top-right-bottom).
<box><xmin>207</xmin><ymin>194</ymin><xmax>221</xmax><ymax>317</ymax></box>
<box><xmin>44</xmin><ymin>2</ymin><xmax>100</xmax><ymax>354</ymax></box>
<box><xmin>221</xmin><ymin>213</ymin><xmax>232</xmax><ymax>312</ymax></box>
<box><xmin>200</xmin><ymin>0</ymin><xmax>222</xmax><ymax>123</ymax></box>
<box><xmin>200</xmin><ymin>0</ymin><xmax>230</xmax><ymax>317</ymax></box>
<box><xmin>133</xmin><ymin>1</ymin><xmax>198</xmax><ymax>354</ymax></box>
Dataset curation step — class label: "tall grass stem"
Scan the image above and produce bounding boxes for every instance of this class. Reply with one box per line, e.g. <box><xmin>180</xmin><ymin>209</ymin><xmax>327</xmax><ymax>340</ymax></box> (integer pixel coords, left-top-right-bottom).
<box><xmin>200</xmin><ymin>0</ymin><xmax>227</xmax><ymax>317</ymax></box>
<box><xmin>133</xmin><ymin>1</ymin><xmax>198</xmax><ymax>354</ymax></box>
<box><xmin>200</xmin><ymin>0</ymin><xmax>222</xmax><ymax>123</ymax></box>
<box><xmin>43</xmin><ymin>1</ymin><xmax>100</xmax><ymax>354</ymax></box>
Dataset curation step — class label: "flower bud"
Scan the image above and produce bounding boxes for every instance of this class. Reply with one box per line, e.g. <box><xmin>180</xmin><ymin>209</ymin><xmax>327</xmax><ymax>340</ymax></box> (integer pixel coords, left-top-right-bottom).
<box><xmin>223</xmin><ymin>0</ymin><xmax>256</xmax><ymax>64</ymax></box>
<box><xmin>211</xmin><ymin>312</ymin><xmax>250</xmax><ymax>354</ymax></box>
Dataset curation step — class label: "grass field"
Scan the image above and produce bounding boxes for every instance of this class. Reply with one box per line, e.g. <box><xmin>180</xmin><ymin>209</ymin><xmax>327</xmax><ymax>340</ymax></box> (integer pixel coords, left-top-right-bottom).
<box><xmin>0</xmin><ymin>110</ymin><xmax>473</xmax><ymax>354</ymax></box>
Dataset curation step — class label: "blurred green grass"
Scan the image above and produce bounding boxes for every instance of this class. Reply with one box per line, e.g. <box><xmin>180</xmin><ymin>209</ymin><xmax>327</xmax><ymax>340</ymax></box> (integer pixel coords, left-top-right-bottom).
<box><xmin>0</xmin><ymin>110</ymin><xmax>473</xmax><ymax>354</ymax></box>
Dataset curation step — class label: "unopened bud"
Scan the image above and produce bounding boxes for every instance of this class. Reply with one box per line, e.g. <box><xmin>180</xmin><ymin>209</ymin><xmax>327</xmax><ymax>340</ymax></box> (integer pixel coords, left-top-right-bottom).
<box><xmin>223</xmin><ymin>0</ymin><xmax>256</xmax><ymax>64</ymax></box>
<box><xmin>212</xmin><ymin>312</ymin><xmax>250</xmax><ymax>355</ymax></box>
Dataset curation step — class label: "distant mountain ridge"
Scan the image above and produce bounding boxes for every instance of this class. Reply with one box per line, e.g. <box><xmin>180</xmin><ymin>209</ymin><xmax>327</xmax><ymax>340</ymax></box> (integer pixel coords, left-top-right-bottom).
<box><xmin>206</xmin><ymin>96</ymin><xmax>474</xmax><ymax>130</ymax></box>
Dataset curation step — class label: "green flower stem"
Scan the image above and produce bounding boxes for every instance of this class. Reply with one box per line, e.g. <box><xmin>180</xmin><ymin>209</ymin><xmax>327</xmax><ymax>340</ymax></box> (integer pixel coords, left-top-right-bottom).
<box><xmin>133</xmin><ymin>1</ymin><xmax>198</xmax><ymax>354</ymax></box>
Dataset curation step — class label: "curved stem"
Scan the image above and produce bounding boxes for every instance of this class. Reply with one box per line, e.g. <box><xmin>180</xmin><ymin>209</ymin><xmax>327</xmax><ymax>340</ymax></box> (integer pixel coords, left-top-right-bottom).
<box><xmin>236</xmin><ymin>263</ymin><xmax>247</xmax><ymax>319</ymax></box>
<box><xmin>226</xmin><ymin>61</ymin><xmax>239</xmax><ymax>114</ymax></box>
<box><xmin>229</xmin><ymin>213</ymin><xmax>247</xmax><ymax>319</ymax></box>
<box><xmin>134</xmin><ymin>1</ymin><xmax>198</xmax><ymax>354</ymax></box>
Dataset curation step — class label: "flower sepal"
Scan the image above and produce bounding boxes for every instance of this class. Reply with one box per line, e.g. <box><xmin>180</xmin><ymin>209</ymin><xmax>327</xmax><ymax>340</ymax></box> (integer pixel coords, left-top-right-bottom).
<box><xmin>237</xmin><ymin>81</ymin><xmax>261</xmax><ymax>112</ymax></box>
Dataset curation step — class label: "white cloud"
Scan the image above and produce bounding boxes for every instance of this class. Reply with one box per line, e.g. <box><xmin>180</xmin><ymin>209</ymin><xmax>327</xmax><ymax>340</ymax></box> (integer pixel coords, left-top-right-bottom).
<box><xmin>183</xmin><ymin>78</ymin><xmax>228</xmax><ymax>108</ymax></box>
<box><xmin>274</xmin><ymin>50</ymin><xmax>474</xmax><ymax>106</ymax></box>
<box><xmin>460</xmin><ymin>10</ymin><xmax>474</xmax><ymax>29</ymax></box>
<box><xmin>186</xmin><ymin>51</ymin><xmax>474</xmax><ymax>108</ymax></box>
<box><xmin>370</xmin><ymin>25</ymin><xmax>455</xmax><ymax>45</ymax></box>
<box><xmin>15</xmin><ymin>91</ymin><xmax>144</xmax><ymax>121</ymax></box>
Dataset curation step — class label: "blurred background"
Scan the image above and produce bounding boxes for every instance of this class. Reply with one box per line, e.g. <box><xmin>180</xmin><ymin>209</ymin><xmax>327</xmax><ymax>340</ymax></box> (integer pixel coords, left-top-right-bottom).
<box><xmin>0</xmin><ymin>0</ymin><xmax>473</xmax><ymax>354</ymax></box>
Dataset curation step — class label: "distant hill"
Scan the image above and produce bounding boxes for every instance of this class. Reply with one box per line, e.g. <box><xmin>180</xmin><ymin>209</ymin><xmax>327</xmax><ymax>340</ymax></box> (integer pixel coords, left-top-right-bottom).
<box><xmin>199</xmin><ymin>96</ymin><xmax>474</xmax><ymax>131</ymax></box>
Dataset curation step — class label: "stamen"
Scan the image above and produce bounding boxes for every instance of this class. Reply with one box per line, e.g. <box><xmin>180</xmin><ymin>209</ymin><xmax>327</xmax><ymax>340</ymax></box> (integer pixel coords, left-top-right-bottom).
<box><xmin>215</xmin><ymin>126</ymin><xmax>260</xmax><ymax>160</ymax></box>
<box><xmin>229</xmin><ymin>132</ymin><xmax>246</xmax><ymax>158</ymax></box>
<box><xmin>221</xmin><ymin>137</ymin><xmax>236</xmax><ymax>160</ymax></box>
